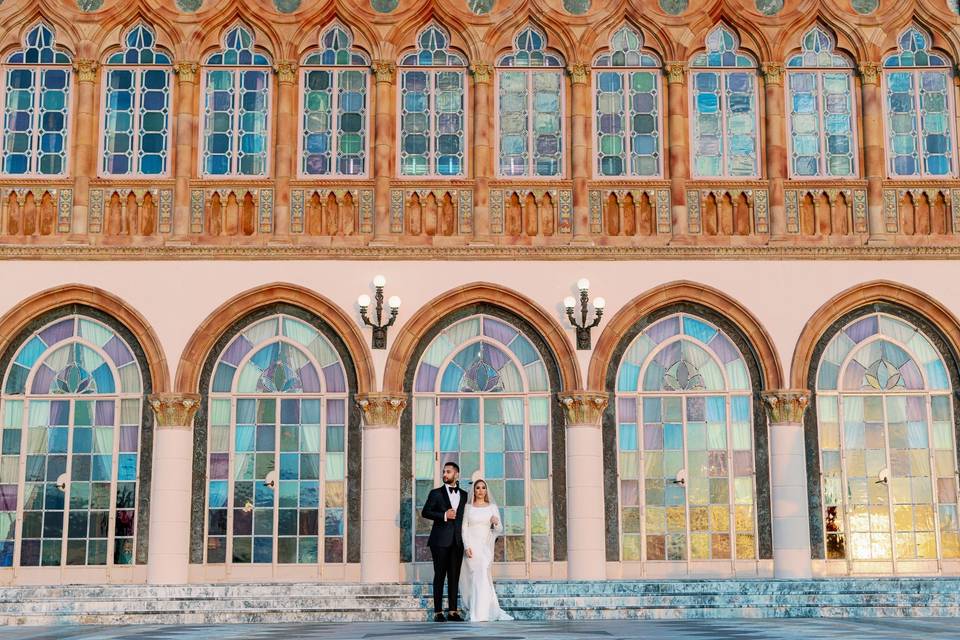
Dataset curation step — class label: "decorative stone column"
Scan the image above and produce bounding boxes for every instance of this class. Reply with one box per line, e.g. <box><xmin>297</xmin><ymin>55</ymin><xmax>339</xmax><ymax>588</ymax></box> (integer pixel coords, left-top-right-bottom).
<box><xmin>71</xmin><ymin>59</ymin><xmax>98</xmax><ymax>236</ymax></box>
<box><xmin>762</xmin><ymin>62</ymin><xmax>787</xmax><ymax>239</ymax></box>
<box><xmin>859</xmin><ymin>63</ymin><xmax>887</xmax><ymax>242</ymax></box>
<box><xmin>471</xmin><ymin>63</ymin><xmax>493</xmax><ymax>242</ymax></box>
<box><xmin>146</xmin><ymin>393</ymin><xmax>201</xmax><ymax>584</ymax></box>
<box><xmin>273</xmin><ymin>61</ymin><xmax>297</xmax><ymax>239</ymax></box>
<box><xmin>559</xmin><ymin>392</ymin><xmax>608</xmax><ymax>580</ymax></box>
<box><xmin>568</xmin><ymin>63</ymin><xmax>592</xmax><ymax>242</ymax></box>
<box><xmin>371</xmin><ymin>61</ymin><xmax>397</xmax><ymax>243</ymax></box>
<box><xmin>173</xmin><ymin>62</ymin><xmax>199</xmax><ymax>237</ymax></box>
<box><xmin>761</xmin><ymin>390</ymin><xmax>812</xmax><ymax>579</ymax></box>
<box><xmin>665</xmin><ymin>62</ymin><xmax>689</xmax><ymax>237</ymax></box>
<box><xmin>357</xmin><ymin>393</ymin><xmax>407</xmax><ymax>582</ymax></box>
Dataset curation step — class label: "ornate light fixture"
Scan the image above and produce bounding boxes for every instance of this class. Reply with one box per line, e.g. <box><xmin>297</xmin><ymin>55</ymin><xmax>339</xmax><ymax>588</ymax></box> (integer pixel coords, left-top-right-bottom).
<box><xmin>564</xmin><ymin>278</ymin><xmax>605</xmax><ymax>350</ymax></box>
<box><xmin>358</xmin><ymin>275</ymin><xmax>401</xmax><ymax>350</ymax></box>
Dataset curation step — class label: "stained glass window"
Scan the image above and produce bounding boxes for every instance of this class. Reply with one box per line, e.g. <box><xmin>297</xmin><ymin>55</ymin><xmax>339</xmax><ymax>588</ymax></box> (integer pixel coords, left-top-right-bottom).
<box><xmin>301</xmin><ymin>24</ymin><xmax>369</xmax><ymax>177</ymax></box>
<box><xmin>690</xmin><ymin>26</ymin><xmax>759</xmax><ymax>178</ymax></box>
<box><xmin>497</xmin><ymin>26</ymin><xmax>565</xmax><ymax>177</ymax></box>
<box><xmin>786</xmin><ymin>28</ymin><xmax>856</xmax><ymax>178</ymax></box>
<box><xmin>615</xmin><ymin>313</ymin><xmax>756</xmax><ymax>563</ymax></box>
<box><xmin>201</xmin><ymin>25</ymin><xmax>271</xmax><ymax>177</ymax></box>
<box><xmin>205</xmin><ymin>314</ymin><xmax>349</xmax><ymax>565</ymax></box>
<box><xmin>883</xmin><ymin>28</ymin><xmax>955</xmax><ymax>177</ymax></box>
<box><xmin>398</xmin><ymin>25</ymin><xmax>466</xmax><ymax>177</ymax></box>
<box><xmin>593</xmin><ymin>26</ymin><xmax>662</xmax><ymax>177</ymax></box>
<box><xmin>0</xmin><ymin>315</ymin><xmax>144</xmax><ymax>568</ymax></box>
<box><xmin>412</xmin><ymin>315</ymin><xmax>552</xmax><ymax>566</ymax></box>
<box><xmin>1</xmin><ymin>23</ymin><xmax>72</xmax><ymax>176</ymax></box>
<box><xmin>816</xmin><ymin>312</ymin><xmax>960</xmax><ymax>564</ymax></box>
<box><xmin>102</xmin><ymin>24</ymin><xmax>172</xmax><ymax>176</ymax></box>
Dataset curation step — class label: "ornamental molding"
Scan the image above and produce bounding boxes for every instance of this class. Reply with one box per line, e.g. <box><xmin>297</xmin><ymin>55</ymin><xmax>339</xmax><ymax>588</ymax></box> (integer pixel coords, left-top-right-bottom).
<box><xmin>558</xmin><ymin>392</ymin><xmax>609</xmax><ymax>427</ymax></box>
<box><xmin>274</xmin><ymin>61</ymin><xmax>297</xmax><ymax>83</ymax></box>
<box><xmin>372</xmin><ymin>60</ymin><xmax>396</xmax><ymax>83</ymax></box>
<box><xmin>665</xmin><ymin>62</ymin><xmax>686</xmax><ymax>85</ymax></box>
<box><xmin>858</xmin><ymin>62</ymin><xmax>881</xmax><ymax>85</ymax></box>
<box><xmin>74</xmin><ymin>59</ymin><xmax>97</xmax><ymax>83</ymax></box>
<box><xmin>568</xmin><ymin>63</ymin><xmax>590</xmax><ymax>85</ymax></box>
<box><xmin>148</xmin><ymin>393</ymin><xmax>202</xmax><ymax>429</ymax></box>
<box><xmin>470</xmin><ymin>63</ymin><xmax>493</xmax><ymax>84</ymax></box>
<box><xmin>356</xmin><ymin>393</ymin><xmax>407</xmax><ymax>428</ymax></box>
<box><xmin>761</xmin><ymin>62</ymin><xmax>784</xmax><ymax>86</ymax></box>
<box><xmin>761</xmin><ymin>390</ymin><xmax>810</xmax><ymax>425</ymax></box>
<box><xmin>174</xmin><ymin>61</ymin><xmax>200</xmax><ymax>83</ymax></box>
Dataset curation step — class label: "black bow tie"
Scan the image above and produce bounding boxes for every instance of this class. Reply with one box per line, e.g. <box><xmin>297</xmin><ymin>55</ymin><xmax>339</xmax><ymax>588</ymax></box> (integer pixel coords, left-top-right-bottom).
<box><xmin>448</xmin><ymin>486</ymin><xmax>457</xmax><ymax>494</ymax></box>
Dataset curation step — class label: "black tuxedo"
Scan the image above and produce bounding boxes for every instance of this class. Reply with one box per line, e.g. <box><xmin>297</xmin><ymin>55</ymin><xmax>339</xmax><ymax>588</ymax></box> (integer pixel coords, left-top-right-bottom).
<box><xmin>421</xmin><ymin>484</ymin><xmax>467</xmax><ymax>613</ymax></box>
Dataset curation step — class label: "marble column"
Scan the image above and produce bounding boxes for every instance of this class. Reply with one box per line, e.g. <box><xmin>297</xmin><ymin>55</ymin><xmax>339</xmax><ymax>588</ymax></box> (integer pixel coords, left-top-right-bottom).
<box><xmin>568</xmin><ymin>63</ymin><xmax>592</xmax><ymax>242</ymax></box>
<box><xmin>71</xmin><ymin>59</ymin><xmax>98</xmax><ymax>236</ymax></box>
<box><xmin>762</xmin><ymin>62</ymin><xmax>787</xmax><ymax>239</ymax></box>
<box><xmin>371</xmin><ymin>61</ymin><xmax>397</xmax><ymax>243</ymax></box>
<box><xmin>665</xmin><ymin>62</ymin><xmax>689</xmax><ymax>237</ymax></box>
<box><xmin>173</xmin><ymin>62</ymin><xmax>199</xmax><ymax>237</ymax></box>
<box><xmin>559</xmin><ymin>392</ymin><xmax>608</xmax><ymax>580</ymax></box>
<box><xmin>146</xmin><ymin>393</ymin><xmax>202</xmax><ymax>584</ymax></box>
<box><xmin>859</xmin><ymin>63</ymin><xmax>887</xmax><ymax>241</ymax></box>
<box><xmin>762</xmin><ymin>390</ymin><xmax>812</xmax><ymax>579</ymax></box>
<box><xmin>357</xmin><ymin>393</ymin><xmax>407</xmax><ymax>583</ymax></box>
<box><xmin>471</xmin><ymin>63</ymin><xmax>493</xmax><ymax>242</ymax></box>
<box><xmin>273</xmin><ymin>61</ymin><xmax>297</xmax><ymax>239</ymax></box>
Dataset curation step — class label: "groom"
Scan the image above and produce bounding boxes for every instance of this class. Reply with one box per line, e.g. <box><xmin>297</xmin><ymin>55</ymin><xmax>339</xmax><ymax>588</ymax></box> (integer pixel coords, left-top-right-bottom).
<box><xmin>421</xmin><ymin>461</ymin><xmax>468</xmax><ymax>622</ymax></box>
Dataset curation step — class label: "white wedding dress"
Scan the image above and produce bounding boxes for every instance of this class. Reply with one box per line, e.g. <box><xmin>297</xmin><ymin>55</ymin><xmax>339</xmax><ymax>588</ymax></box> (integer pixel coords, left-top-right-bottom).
<box><xmin>459</xmin><ymin>503</ymin><xmax>513</xmax><ymax>621</ymax></box>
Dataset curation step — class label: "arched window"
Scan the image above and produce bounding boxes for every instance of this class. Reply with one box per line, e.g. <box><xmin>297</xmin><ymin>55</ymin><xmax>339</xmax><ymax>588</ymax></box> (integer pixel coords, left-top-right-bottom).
<box><xmin>615</xmin><ymin>313</ymin><xmax>757</xmax><ymax>567</ymax></box>
<box><xmin>0</xmin><ymin>314</ymin><xmax>145</xmax><ymax>568</ymax></box>
<box><xmin>300</xmin><ymin>24</ymin><xmax>370</xmax><ymax>178</ymax></box>
<box><xmin>412</xmin><ymin>315</ymin><xmax>552</xmax><ymax>567</ymax></box>
<box><xmin>397</xmin><ymin>24</ymin><xmax>467</xmax><ymax>177</ymax></box>
<box><xmin>883</xmin><ymin>27</ymin><xmax>955</xmax><ymax>178</ymax></box>
<box><xmin>593</xmin><ymin>26</ymin><xmax>663</xmax><ymax>178</ymax></box>
<box><xmin>201</xmin><ymin>25</ymin><xmax>272</xmax><ymax>177</ymax></box>
<box><xmin>786</xmin><ymin>27</ymin><xmax>857</xmax><ymax>178</ymax></box>
<box><xmin>1</xmin><ymin>23</ymin><xmax>72</xmax><ymax>176</ymax></box>
<box><xmin>204</xmin><ymin>314</ymin><xmax>348</xmax><ymax>566</ymax></box>
<box><xmin>689</xmin><ymin>26</ymin><xmax>759</xmax><ymax>178</ymax></box>
<box><xmin>497</xmin><ymin>26</ymin><xmax>565</xmax><ymax>178</ymax></box>
<box><xmin>815</xmin><ymin>311</ymin><xmax>960</xmax><ymax>570</ymax></box>
<box><xmin>101</xmin><ymin>24</ymin><xmax>172</xmax><ymax>177</ymax></box>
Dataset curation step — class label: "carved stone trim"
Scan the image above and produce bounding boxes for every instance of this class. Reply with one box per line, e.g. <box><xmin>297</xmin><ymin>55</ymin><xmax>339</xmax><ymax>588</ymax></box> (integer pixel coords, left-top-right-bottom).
<box><xmin>74</xmin><ymin>59</ymin><xmax>98</xmax><ymax>83</ymax></box>
<box><xmin>558</xmin><ymin>392</ymin><xmax>609</xmax><ymax>427</ymax></box>
<box><xmin>761</xmin><ymin>62</ymin><xmax>784</xmax><ymax>86</ymax></box>
<box><xmin>174</xmin><ymin>62</ymin><xmax>200</xmax><ymax>83</ymax></box>
<box><xmin>275</xmin><ymin>61</ymin><xmax>297</xmax><ymax>84</ymax></box>
<box><xmin>372</xmin><ymin>60</ymin><xmax>396</xmax><ymax>83</ymax></box>
<box><xmin>665</xmin><ymin>62</ymin><xmax>686</xmax><ymax>85</ymax></box>
<box><xmin>148</xmin><ymin>393</ymin><xmax>202</xmax><ymax>429</ymax></box>
<box><xmin>471</xmin><ymin>63</ymin><xmax>492</xmax><ymax>84</ymax></box>
<box><xmin>357</xmin><ymin>393</ymin><xmax>407</xmax><ymax>428</ymax></box>
<box><xmin>859</xmin><ymin>62</ymin><xmax>880</xmax><ymax>85</ymax></box>
<box><xmin>761</xmin><ymin>390</ymin><xmax>810</xmax><ymax>425</ymax></box>
<box><xmin>568</xmin><ymin>63</ymin><xmax>590</xmax><ymax>85</ymax></box>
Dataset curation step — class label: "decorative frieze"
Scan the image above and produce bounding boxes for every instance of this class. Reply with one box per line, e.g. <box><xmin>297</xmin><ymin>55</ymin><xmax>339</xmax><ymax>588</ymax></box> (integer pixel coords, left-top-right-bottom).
<box><xmin>390</xmin><ymin>188</ymin><xmax>404</xmax><ymax>233</ymax></box>
<box><xmin>88</xmin><ymin>188</ymin><xmax>104</xmax><ymax>233</ymax></box>
<box><xmin>753</xmin><ymin>189</ymin><xmax>769</xmax><ymax>234</ymax></box>
<box><xmin>587</xmin><ymin>187</ymin><xmax>671</xmax><ymax>236</ymax></box>
<box><xmin>289</xmin><ymin>188</ymin><xmax>373</xmax><ymax>235</ymax></box>
<box><xmin>687</xmin><ymin>189</ymin><xmax>702</xmax><ymax>234</ymax></box>
<box><xmin>785</xmin><ymin>187</ymin><xmax>868</xmax><ymax>235</ymax></box>
<box><xmin>158</xmin><ymin>188</ymin><xmax>174</xmax><ymax>233</ymax></box>
<box><xmin>489</xmin><ymin>189</ymin><xmax>504</xmax><ymax>234</ymax></box>
<box><xmin>458</xmin><ymin>189</ymin><xmax>474</xmax><ymax>234</ymax></box>
<box><xmin>853</xmin><ymin>189</ymin><xmax>868</xmax><ymax>233</ymax></box>
<box><xmin>359</xmin><ymin>188</ymin><xmax>374</xmax><ymax>233</ymax></box>
<box><xmin>761</xmin><ymin>390</ymin><xmax>810</xmax><ymax>425</ymax></box>
<box><xmin>785</xmin><ymin>189</ymin><xmax>799</xmax><ymax>234</ymax></box>
<box><xmin>558</xmin><ymin>392</ymin><xmax>609</xmax><ymax>427</ymax></box>
<box><xmin>656</xmin><ymin>189</ymin><xmax>671</xmax><ymax>235</ymax></box>
<box><xmin>190</xmin><ymin>188</ymin><xmax>204</xmax><ymax>234</ymax></box>
<box><xmin>57</xmin><ymin>188</ymin><xmax>73</xmax><ymax>233</ymax></box>
<box><xmin>558</xmin><ymin>189</ymin><xmax>573</xmax><ymax>233</ymax></box>
<box><xmin>258</xmin><ymin>188</ymin><xmax>274</xmax><ymax>234</ymax></box>
<box><xmin>687</xmin><ymin>188</ymin><xmax>764</xmax><ymax>235</ymax></box>
<box><xmin>356</xmin><ymin>393</ymin><xmax>407</xmax><ymax>428</ymax></box>
<box><xmin>148</xmin><ymin>393</ymin><xmax>202</xmax><ymax>429</ymax></box>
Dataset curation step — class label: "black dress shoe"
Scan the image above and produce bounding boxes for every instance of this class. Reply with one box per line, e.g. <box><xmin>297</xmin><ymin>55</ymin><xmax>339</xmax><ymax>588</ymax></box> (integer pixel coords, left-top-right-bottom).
<box><xmin>434</xmin><ymin>613</ymin><xmax>446</xmax><ymax>622</ymax></box>
<box><xmin>446</xmin><ymin>612</ymin><xmax>464</xmax><ymax>621</ymax></box>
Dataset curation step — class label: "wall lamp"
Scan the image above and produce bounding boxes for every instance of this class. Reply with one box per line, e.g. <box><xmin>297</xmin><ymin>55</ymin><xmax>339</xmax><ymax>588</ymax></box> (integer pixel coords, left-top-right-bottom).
<box><xmin>564</xmin><ymin>278</ymin><xmax>605</xmax><ymax>350</ymax></box>
<box><xmin>358</xmin><ymin>274</ymin><xmax>401</xmax><ymax>350</ymax></box>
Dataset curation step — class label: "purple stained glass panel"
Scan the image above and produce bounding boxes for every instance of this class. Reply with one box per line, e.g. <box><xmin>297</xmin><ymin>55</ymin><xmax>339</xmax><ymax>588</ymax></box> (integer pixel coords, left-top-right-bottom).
<box><xmin>708</xmin><ymin>332</ymin><xmax>741</xmax><ymax>364</ymax></box>
<box><xmin>900</xmin><ymin>360</ymin><xmax>924</xmax><ymax>390</ymax></box>
<box><xmin>505</xmin><ymin>452</ymin><xmax>524</xmax><ymax>478</ymax></box>
<box><xmin>210</xmin><ymin>453</ymin><xmax>229</xmax><ymax>479</ymax></box>
<box><xmin>321</xmin><ymin>364</ymin><xmax>344</xmax><ymax>393</ymax></box>
<box><xmin>119</xmin><ymin>426</ymin><xmax>138</xmax><ymax>452</ymax></box>
<box><xmin>530</xmin><ymin>425</ymin><xmax>548</xmax><ymax>451</ymax></box>
<box><xmin>646</xmin><ymin>316</ymin><xmax>680</xmax><ymax>344</ymax></box>
<box><xmin>842</xmin><ymin>361</ymin><xmax>867</xmax><ymax>390</ymax></box>
<box><xmin>733</xmin><ymin>450</ymin><xmax>754</xmax><ymax>476</ymax></box>
<box><xmin>416</xmin><ymin>363</ymin><xmax>438</xmax><ymax>392</ymax></box>
<box><xmin>50</xmin><ymin>400</ymin><xmax>69</xmax><ymax>425</ymax></box>
<box><xmin>906</xmin><ymin>395</ymin><xmax>925</xmax><ymax>421</ymax></box>
<box><xmin>37</xmin><ymin>319</ymin><xmax>74</xmax><ymax>347</ymax></box>
<box><xmin>30</xmin><ymin>365</ymin><xmax>54</xmax><ymax>394</ymax></box>
<box><xmin>644</xmin><ymin>424</ymin><xmax>663</xmax><ymax>449</ymax></box>
<box><xmin>0</xmin><ymin>485</ymin><xmax>17</xmax><ymax>511</ymax></box>
<box><xmin>621</xmin><ymin>479</ymin><xmax>639</xmax><ymax>506</ymax></box>
<box><xmin>103</xmin><ymin>336</ymin><xmax>134</xmax><ymax>367</ymax></box>
<box><xmin>653</xmin><ymin>341</ymin><xmax>681</xmax><ymax>368</ymax></box>
<box><xmin>327</xmin><ymin>399</ymin><xmax>344</xmax><ymax>425</ymax></box>
<box><xmin>483</xmin><ymin>317</ymin><xmax>518</xmax><ymax>344</ymax></box>
<box><xmin>221</xmin><ymin>335</ymin><xmax>254</xmax><ymax>367</ymax></box>
<box><xmin>617</xmin><ymin>397</ymin><xmax>636</xmax><ymax>422</ymax></box>
<box><xmin>439</xmin><ymin>398</ymin><xmax>459</xmax><ymax>423</ymax></box>
<box><xmin>95</xmin><ymin>400</ymin><xmax>115</xmax><ymax>426</ymax></box>
<box><xmin>485</xmin><ymin>344</ymin><xmax>509</xmax><ymax>371</ymax></box>
<box><xmin>299</xmin><ymin>364</ymin><xmax>321</xmax><ymax>393</ymax></box>
<box><xmin>845</xmin><ymin>316</ymin><xmax>878</xmax><ymax>343</ymax></box>
<box><xmin>686</xmin><ymin>396</ymin><xmax>706</xmax><ymax>422</ymax></box>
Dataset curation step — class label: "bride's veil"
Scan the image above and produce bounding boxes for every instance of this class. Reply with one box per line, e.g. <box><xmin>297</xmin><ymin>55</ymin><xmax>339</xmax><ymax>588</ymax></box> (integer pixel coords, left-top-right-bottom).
<box><xmin>466</xmin><ymin>471</ymin><xmax>502</xmax><ymax>546</ymax></box>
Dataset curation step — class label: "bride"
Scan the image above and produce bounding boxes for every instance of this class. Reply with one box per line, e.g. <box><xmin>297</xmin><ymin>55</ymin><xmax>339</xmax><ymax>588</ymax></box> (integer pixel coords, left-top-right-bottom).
<box><xmin>459</xmin><ymin>477</ymin><xmax>513</xmax><ymax>622</ymax></box>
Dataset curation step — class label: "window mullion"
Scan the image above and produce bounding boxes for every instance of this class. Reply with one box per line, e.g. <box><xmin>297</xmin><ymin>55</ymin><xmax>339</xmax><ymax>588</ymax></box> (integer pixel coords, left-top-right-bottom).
<box><xmin>429</xmin><ymin>70</ymin><xmax>436</xmax><ymax>178</ymax></box>
<box><xmin>132</xmin><ymin>69</ymin><xmax>143</xmax><ymax>177</ymax></box>
<box><xmin>232</xmin><ymin>69</ymin><xmax>242</xmax><ymax>176</ymax></box>
<box><xmin>31</xmin><ymin>67</ymin><xmax>42</xmax><ymax>175</ymax></box>
<box><xmin>331</xmin><ymin>69</ymin><xmax>340</xmax><ymax>178</ymax></box>
<box><xmin>720</xmin><ymin>71</ymin><xmax>728</xmax><ymax>179</ymax></box>
<box><xmin>527</xmin><ymin>72</ymin><xmax>534</xmax><ymax>176</ymax></box>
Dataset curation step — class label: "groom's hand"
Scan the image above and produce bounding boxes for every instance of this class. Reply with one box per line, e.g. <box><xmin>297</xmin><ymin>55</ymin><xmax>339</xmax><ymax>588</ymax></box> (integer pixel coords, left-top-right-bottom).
<box><xmin>465</xmin><ymin>548</ymin><xmax>473</xmax><ymax>558</ymax></box>
<box><xmin>445</xmin><ymin>508</ymin><xmax>457</xmax><ymax>520</ymax></box>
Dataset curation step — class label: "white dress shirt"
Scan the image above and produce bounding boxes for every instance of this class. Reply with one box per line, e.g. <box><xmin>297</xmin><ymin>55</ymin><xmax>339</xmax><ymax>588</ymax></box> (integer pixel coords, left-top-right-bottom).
<box><xmin>444</xmin><ymin>483</ymin><xmax>460</xmax><ymax>519</ymax></box>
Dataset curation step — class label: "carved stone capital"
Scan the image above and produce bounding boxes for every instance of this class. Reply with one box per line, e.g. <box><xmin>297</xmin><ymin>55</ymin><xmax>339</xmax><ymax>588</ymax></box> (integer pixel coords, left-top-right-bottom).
<box><xmin>148</xmin><ymin>393</ymin><xmax>202</xmax><ymax>429</ymax></box>
<box><xmin>665</xmin><ymin>62</ymin><xmax>687</xmax><ymax>85</ymax></box>
<box><xmin>761</xmin><ymin>390</ymin><xmax>811</xmax><ymax>425</ymax></box>
<box><xmin>471</xmin><ymin>63</ymin><xmax>493</xmax><ymax>84</ymax></box>
<box><xmin>357</xmin><ymin>393</ymin><xmax>407</xmax><ymax>428</ymax></box>
<box><xmin>275</xmin><ymin>61</ymin><xmax>298</xmax><ymax>84</ymax></box>
<box><xmin>859</xmin><ymin>62</ymin><xmax>881</xmax><ymax>85</ymax></box>
<box><xmin>74</xmin><ymin>59</ymin><xmax>98</xmax><ymax>83</ymax></box>
<box><xmin>371</xmin><ymin>60</ymin><xmax>396</xmax><ymax>83</ymax></box>
<box><xmin>568</xmin><ymin>63</ymin><xmax>590</xmax><ymax>85</ymax></box>
<box><xmin>761</xmin><ymin>62</ymin><xmax>784</xmax><ymax>86</ymax></box>
<box><xmin>558</xmin><ymin>392</ymin><xmax>609</xmax><ymax>427</ymax></box>
<box><xmin>174</xmin><ymin>62</ymin><xmax>200</xmax><ymax>83</ymax></box>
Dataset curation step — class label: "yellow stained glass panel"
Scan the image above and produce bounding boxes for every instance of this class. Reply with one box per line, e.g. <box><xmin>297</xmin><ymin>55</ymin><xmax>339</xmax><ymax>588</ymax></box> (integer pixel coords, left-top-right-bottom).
<box><xmin>735</xmin><ymin>505</ymin><xmax>754</xmax><ymax>532</ymax></box>
<box><xmin>666</xmin><ymin>506</ymin><xmax>686</xmax><ymax>531</ymax></box>
<box><xmin>850</xmin><ymin>532</ymin><xmax>872</xmax><ymax>559</ymax></box>
<box><xmin>820</xmin><ymin>422</ymin><xmax>840</xmax><ymax>450</ymax></box>
<box><xmin>846</xmin><ymin>451</ymin><xmax>866</xmax><ymax>477</ymax></box>
<box><xmin>736</xmin><ymin>533</ymin><xmax>755</xmax><ymax>559</ymax></box>
<box><xmin>871</xmin><ymin>535</ymin><xmax>891</xmax><ymax>559</ymax></box>
<box><xmin>869</xmin><ymin>506</ymin><xmax>890</xmax><ymax>532</ymax></box>
<box><xmin>690</xmin><ymin>532</ymin><xmax>709</xmax><ymax>559</ymax></box>
<box><xmin>645</xmin><ymin>506</ymin><xmax>665</xmax><ymax>533</ymax></box>
<box><xmin>622</xmin><ymin>506</ymin><xmax>641</xmax><ymax>533</ymax></box>
<box><xmin>895</xmin><ymin>532</ymin><xmax>915</xmax><ymax>559</ymax></box>
<box><xmin>849</xmin><ymin>506</ymin><xmax>869</xmax><ymax>532</ymax></box>
<box><xmin>620</xmin><ymin>452</ymin><xmax>640</xmax><ymax>477</ymax></box>
<box><xmin>941</xmin><ymin>532</ymin><xmax>960</xmax><ymax>558</ymax></box>
<box><xmin>893</xmin><ymin>505</ymin><xmax>914</xmax><ymax>532</ymax></box>
<box><xmin>712</xmin><ymin>533</ymin><xmax>730</xmax><ymax>559</ymax></box>
<box><xmin>325</xmin><ymin>482</ymin><xmax>344</xmax><ymax>507</ymax></box>
<box><xmin>689</xmin><ymin>506</ymin><xmax>709</xmax><ymax>531</ymax></box>
<box><xmin>710</xmin><ymin>505</ymin><xmax>729</xmax><ymax>531</ymax></box>
<box><xmin>916</xmin><ymin>531</ymin><xmax>937</xmax><ymax>558</ymax></box>
<box><xmin>622</xmin><ymin>534</ymin><xmax>642</xmax><ymax>561</ymax></box>
<box><xmin>915</xmin><ymin>505</ymin><xmax>935</xmax><ymax>531</ymax></box>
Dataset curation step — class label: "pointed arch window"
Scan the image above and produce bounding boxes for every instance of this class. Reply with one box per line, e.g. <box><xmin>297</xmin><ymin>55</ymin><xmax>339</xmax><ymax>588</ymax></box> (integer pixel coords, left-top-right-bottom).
<box><xmin>300</xmin><ymin>24</ymin><xmax>370</xmax><ymax>178</ymax></box>
<box><xmin>1</xmin><ymin>23</ymin><xmax>72</xmax><ymax>176</ymax></box>
<box><xmin>101</xmin><ymin>24</ymin><xmax>172</xmax><ymax>177</ymax></box>
<box><xmin>689</xmin><ymin>26</ymin><xmax>760</xmax><ymax>178</ymax></box>
<box><xmin>786</xmin><ymin>28</ymin><xmax>857</xmax><ymax>178</ymax></box>
<box><xmin>497</xmin><ymin>26</ymin><xmax>565</xmax><ymax>177</ymax></box>
<box><xmin>201</xmin><ymin>25</ymin><xmax>272</xmax><ymax>177</ymax></box>
<box><xmin>883</xmin><ymin>28</ymin><xmax>956</xmax><ymax>178</ymax></box>
<box><xmin>593</xmin><ymin>25</ymin><xmax>663</xmax><ymax>177</ymax></box>
<box><xmin>397</xmin><ymin>24</ymin><xmax>467</xmax><ymax>178</ymax></box>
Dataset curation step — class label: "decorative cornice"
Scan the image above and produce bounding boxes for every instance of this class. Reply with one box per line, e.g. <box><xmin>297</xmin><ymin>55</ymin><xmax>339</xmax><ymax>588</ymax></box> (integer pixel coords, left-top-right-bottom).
<box><xmin>371</xmin><ymin>60</ymin><xmax>396</xmax><ymax>83</ymax></box>
<box><xmin>558</xmin><ymin>392</ymin><xmax>609</xmax><ymax>427</ymax></box>
<box><xmin>148</xmin><ymin>393</ymin><xmax>202</xmax><ymax>429</ymax></box>
<box><xmin>761</xmin><ymin>390</ymin><xmax>810</xmax><ymax>425</ymax></box>
<box><xmin>174</xmin><ymin>62</ymin><xmax>200</xmax><ymax>83</ymax></box>
<box><xmin>471</xmin><ymin>63</ymin><xmax>493</xmax><ymax>84</ymax></box>
<box><xmin>568</xmin><ymin>63</ymin><xmax>590</xmax><ymax>85</ymax></box>
<box><xmin>859</xmin><ymin>62</ymin><xmax>881</xmax><ymax>85</ymax></box>
<box><xmin>761</xmin><ymin>62</ymin><xmax>784</xmax><ymax>86</ymax></box>
<box><xmin>356</xmin><ymin>393</ymin><xmax>407</xmax><ymax>428</ymax></box>
<box><xmin>275</xmin><ymin>61</ymin><xmax>297</xmax><ymax>84</ymax></box>
<box><xmin>74</xmin><ymin>59</ymin><xmax>98</xmax><ymax>83</ymax></box>
<box><xmin>665</xmin><ymin>62</ymin><xmax>687</xmax><ymax>85</ymax></box>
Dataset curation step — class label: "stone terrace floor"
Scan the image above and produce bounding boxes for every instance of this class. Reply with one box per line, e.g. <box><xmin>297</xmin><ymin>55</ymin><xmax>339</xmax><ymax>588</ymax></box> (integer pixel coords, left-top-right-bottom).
<box><xmin>0</xmin><ymin>619</ymin><xmax>956</xmax><ymax>640</ymax></box>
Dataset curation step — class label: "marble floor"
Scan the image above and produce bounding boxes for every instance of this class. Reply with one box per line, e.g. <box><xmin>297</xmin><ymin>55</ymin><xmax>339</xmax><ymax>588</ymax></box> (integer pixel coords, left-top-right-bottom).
<box><xmin>0</xmin><ymin>619</ymin><xmax>954</xmax><ymax>640</ymax></box>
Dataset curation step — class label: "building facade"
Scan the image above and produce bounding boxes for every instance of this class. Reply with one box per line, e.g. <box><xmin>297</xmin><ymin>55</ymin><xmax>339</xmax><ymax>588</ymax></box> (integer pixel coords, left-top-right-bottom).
<box><xmin>2</xmin><ymin>0</ymin><xmax>960</xmax><ymax>587</ymax></box>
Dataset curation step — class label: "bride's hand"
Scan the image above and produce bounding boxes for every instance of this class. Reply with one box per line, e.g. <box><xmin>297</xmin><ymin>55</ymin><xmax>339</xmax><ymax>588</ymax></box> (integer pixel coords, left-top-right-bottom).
<box><xmin>490</xmin><ymin>515</ymin><xmax>500</xmax><ymax>526</ymax></box>
<box><xmin>465</xmin><ymin>548</ymin><xmax>473</xmax><ymax>558</ymax></box>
